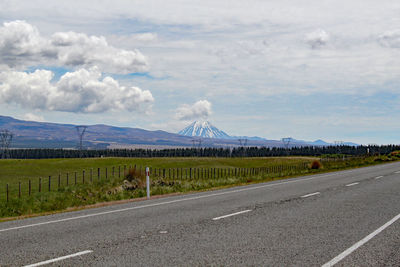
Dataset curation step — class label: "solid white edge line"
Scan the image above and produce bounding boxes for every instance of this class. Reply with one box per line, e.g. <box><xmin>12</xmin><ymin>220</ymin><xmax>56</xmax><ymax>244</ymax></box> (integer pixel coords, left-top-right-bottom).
<box><xmin>395</xmin><ymin>171</ymin><xmax>400</xmax><ymax>174</ymax></box>
<box><xmin>212</xmin><ymin>210</ymin><xmax>252</xmax><ymax>221</ymax></box>
<box><xmin>345</xmin><ymin>182</ymin><xmax>359</xmax><ymax>187</ymax></box>
<box><xmin>375</xmin><ymin>176</ymin><xmax>384</xmax><ymax>179</ymax></box>
<box><xmin>0</xmin><ymin>165</ymin><xmax>390</xmax><ymax>233</ymax></box>
<box><xmin>23</xmin><ymin>250</ymin><xmax>93</xmax><ymax>267</ymax></box>
<box><xmin>301</xmin><ymin>192</ymin><xmax>320</xmax><ymax>198</ymax></box>
<box><xmin>321</xmin><ymin>213</ymin><xmax>400</xmax><ymax>267</ymax></box>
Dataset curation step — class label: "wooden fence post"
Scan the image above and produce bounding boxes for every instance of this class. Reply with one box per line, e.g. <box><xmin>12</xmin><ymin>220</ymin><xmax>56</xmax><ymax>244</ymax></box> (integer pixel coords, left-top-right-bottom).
<box><xmin>19</xmin><ymin>182</ymin><xmax>21</xmax><ymax>198</ymax></box>
<box><xmin>83</xmin><ymin>170</ymin><xmax>85</xmax><ymax>184</ymax></box>
<box><xmin>6</xmin><ymin>184</ymin><xmax>8</xmax><ymax>202</ymax></box>
<box><xmin>98</xmin><ymin>168</ymin><xmax>100</xmax><ymax>180</ymax></box>
<box><xmin>90</xmin><ymin>168</ymin><xmax>93</xmax><ymax>183</ymax></box>
<box><xmin>49</xmin><ymin>176</ymin><xmax>51</xmax><ymax>191</ymax></box>
<box><xmin>118</xmin><ymin>166</ymin><xmax>121</xmax><ymax>178</ymax></box>
<box><xmin>39</xmin><ymin>177</ymin><xmax>41</xmax><ymax>192</ymax></box>
<box><xmin>29</xmin><ymin>180</ymin><xmax>31</xmax><ymax>196</ymax></box>
<box><xmin>106</xmin><ymin>168</ymin><xmax>108</xmax><ymax>179</ymax></box>
<box><xmin>58</xmin><ymin>173</ymin><xmax>61</xmax><ymax>189</ymax></box>
<box><xmin>75</xmin><ymin>172</ymin><xmax>77</xmax><ymax>185</ymax></box>
<box><xmin>67</xmin><ymin>173</ymin><xmax>69</xmax><ymax>186</ymax></box>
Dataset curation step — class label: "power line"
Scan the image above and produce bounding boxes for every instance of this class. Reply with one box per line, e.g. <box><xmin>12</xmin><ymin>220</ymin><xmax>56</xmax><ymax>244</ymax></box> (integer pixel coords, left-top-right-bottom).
<box><xmin>334</xmin><ymin>140</ymin><xmax>345</xmax><ymax>159</ymax></box>
<box><xmin>238</xmin><ymin>138</ymin><xmax>248</xmax><ymax>147</ymax></box>
<box><xmin>0</xmin><ymin>129</ymin><xmax>13</xmax><ymax>159</ymax></box>
<box><xmin>334</xmin><ymin>140</ymin><xmax>344</xmax><ymax>153</ymax></box>
<box><xmin>238</xmin><ymin>138</ymin><xmax>248</xmax><ymax>157</ymax></box>
<box><xmin>281</xmin><ymin>137</ymin><xmax>292</xmax><ymax>149</ymax></box>
<box><xmin>76</xmin><ymin>126</ymin><xmax>87</xmax><ymax>157</ymax></box>
<box><xmin>191</xmin><ymin>138</ymin><xmax>202</xmax><ymax>149</ymax></box>
<box><xmin>281</xmin><ymin>137</ymin><xmax>293</xmax><ymax>156</ymax></box>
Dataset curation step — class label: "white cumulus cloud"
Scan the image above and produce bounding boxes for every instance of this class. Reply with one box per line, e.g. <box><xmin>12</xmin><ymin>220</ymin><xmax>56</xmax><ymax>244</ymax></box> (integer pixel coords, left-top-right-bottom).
<box><xmin>51</xmin><ymin>31</ymin><xmax>148</xmax><ymax>73</ymax></box>
<box><xmin>378</xmin><ymin>30</ymin><xmax>400</xmax><ymax>48</ymax></box>
<box><xmin>0</xmin><ymin>67</ymin><xmax>154</xmax><ymax>113</ymax></box>
<box><xmin>0</xmin><ymin>20</ymin><xmax>149</xmax><ymax>73</ymax></box>
<box><xmin>23</xmin><ymin>113</ymin><xmax>45</xmax><ymax>122</ymax></box>
<box><xmin>306</xmin><ymin>29</ymin><xmax>330</xmax><ymax>49</ymax></box>
<box><xmin>176</xmin><ymin>100</ymin><xmax>212</xmax><ymax>121</ymax></box>
<box><xmin>0</xmin><ymin>20</ymin><xmax>49</xmax><ymax>69</ymax></box>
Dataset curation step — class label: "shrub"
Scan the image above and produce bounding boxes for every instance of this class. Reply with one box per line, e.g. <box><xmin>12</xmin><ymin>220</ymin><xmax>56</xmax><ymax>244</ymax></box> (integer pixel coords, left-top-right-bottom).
<box><xmin>390</xmin><ymin>151</ymin><xmax>400</xmax><ymax>157</ymax></box>
<box><xmin>310</xmin><ymin>160</ymin><xmax>322</xmax><ymax>169</ymax></box>
<box><xmin>125</xmin><ymin>168</ymin><xmax>146</xmax><ymax>189</ymax></box>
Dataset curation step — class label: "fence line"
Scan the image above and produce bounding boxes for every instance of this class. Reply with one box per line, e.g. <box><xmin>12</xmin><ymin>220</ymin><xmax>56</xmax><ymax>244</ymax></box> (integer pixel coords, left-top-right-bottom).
<box><xmin>1</xmin><ymin>162</ymin><xmax>311</xmax><ymax>202</ymax></box>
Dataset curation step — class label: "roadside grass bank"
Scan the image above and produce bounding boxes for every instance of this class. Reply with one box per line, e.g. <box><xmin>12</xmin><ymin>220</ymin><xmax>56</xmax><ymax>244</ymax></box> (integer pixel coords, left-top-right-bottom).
<box><xmin>0</xmin><ymin>154</ymin><xmax>398</xmax><ymax>218</ymax></box>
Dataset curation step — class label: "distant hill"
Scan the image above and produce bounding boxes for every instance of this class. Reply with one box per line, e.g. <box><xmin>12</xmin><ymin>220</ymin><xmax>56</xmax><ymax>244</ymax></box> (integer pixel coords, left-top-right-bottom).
<box><xmin>0</xmin><ymin>115</ymin><xmax>358</xmax><ymax>149</ymax></box>
<box><xmin>0</xmin><ymin>115</ymin><xmax>196</xmax><ymax>148</ymax></box>
<box><xmin>0</xmin><ymin>116</ymin><xmax>277</xmax><ymax>148</ymax></box>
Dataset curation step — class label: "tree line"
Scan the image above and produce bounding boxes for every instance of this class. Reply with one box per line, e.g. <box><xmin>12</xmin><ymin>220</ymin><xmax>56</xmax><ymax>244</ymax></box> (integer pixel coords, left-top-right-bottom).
<box><xmin>3</xmin><ymin>145</ymin><xmax>399</xmax><ymax>159</ymax></box>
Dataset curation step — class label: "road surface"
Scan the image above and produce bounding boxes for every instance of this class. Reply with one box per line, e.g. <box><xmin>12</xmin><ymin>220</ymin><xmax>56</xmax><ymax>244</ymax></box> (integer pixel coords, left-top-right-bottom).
<box><xmin>0</xmin><ymin>162</ymin><xmax>399</xmax><ymax>266</ymax></box>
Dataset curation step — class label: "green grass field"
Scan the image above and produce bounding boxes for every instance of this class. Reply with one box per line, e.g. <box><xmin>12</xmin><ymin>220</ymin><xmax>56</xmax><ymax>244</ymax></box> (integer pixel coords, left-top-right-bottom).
<box><xmin>0</xmin><ymin>157</ymin><xmax>314</xmax><ymax>212</ymax></box>
<box><xmin>0</xmin><ymin>156</ymin><xmax>315</xmax><ymax>186</ymax></box>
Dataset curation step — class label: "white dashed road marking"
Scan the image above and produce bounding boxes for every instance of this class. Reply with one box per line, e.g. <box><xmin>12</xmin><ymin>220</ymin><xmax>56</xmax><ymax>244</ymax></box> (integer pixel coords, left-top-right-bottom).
<box><xmin>301</xmin><ymin>192</ymin><xmax>321</xmax><ymax>198</ymax></box>
<box><xmin>212</xmin><ymin>210</ymin><xmax>252</xmax><ymax>221</ymax></box>
<box><xmin>24</xmin><ymin>250</ymin><xmax>93</xmax><ymax>267</ymax></box>
<box><xmin>345</xmin><ymin>182</ymin><xmax>359</xmax><ymax>187</ymax></box>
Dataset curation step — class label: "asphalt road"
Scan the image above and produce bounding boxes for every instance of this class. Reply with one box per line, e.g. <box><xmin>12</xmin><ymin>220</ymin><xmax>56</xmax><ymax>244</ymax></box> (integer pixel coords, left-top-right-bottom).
<box><xmin>1</xmin><ymin>162</ymin><xmax>399</xmax><ymax>266</ymax></box>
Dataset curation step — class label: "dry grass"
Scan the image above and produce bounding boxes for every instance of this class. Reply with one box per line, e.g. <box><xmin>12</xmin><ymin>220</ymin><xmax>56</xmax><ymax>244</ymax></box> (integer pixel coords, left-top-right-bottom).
<box><xmin>310</xmin><ymin>160</ymin><xmax>322</xmax><ymax>169</ymax></box>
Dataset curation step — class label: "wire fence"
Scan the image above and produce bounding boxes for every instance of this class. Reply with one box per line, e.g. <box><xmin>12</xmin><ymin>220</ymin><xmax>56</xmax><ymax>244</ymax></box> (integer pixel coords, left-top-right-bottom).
<box><xmin>1</xmin><ymin>162</ymin><xmax>311</xmax><ymax>202</ymax></box>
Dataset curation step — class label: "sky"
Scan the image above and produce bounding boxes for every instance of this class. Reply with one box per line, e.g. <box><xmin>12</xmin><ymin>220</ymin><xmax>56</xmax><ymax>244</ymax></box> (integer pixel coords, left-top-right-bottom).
<box><xmin>0</xmin><ymin>0</ymin><xmax>400</xmax><ymax>145</ymax></box>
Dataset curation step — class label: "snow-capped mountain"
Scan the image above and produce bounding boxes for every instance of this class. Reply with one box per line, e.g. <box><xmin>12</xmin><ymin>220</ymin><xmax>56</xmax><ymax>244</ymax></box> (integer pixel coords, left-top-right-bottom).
<box><xmin>178</xmin><ymin>121</ymin><xmax>231</xmax><ymax>139</ymax></box>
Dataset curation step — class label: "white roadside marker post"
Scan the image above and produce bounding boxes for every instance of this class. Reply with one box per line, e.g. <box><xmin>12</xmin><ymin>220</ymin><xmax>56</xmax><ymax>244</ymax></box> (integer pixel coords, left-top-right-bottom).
<box><xmin>146</xmin><ymin>167</ymin><xmax>150</xmax><ymax>199</ymax></box>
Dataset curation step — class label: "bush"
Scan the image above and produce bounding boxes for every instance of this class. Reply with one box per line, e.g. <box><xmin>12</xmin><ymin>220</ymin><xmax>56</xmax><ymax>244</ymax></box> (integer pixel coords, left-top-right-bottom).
<box><xmin>310</xmin><ymin>160</ymin><xmax>322</xmax><ymax>169</ymax></box>
<box><xmin>125</xmin><ymin>168</ymin><xmax>146</xmax><ymax>189</ymax></box>
<box><xmin>390</xmin><ymin>151</ymin><xmax>400</xmax><ymax>158</ymax></box>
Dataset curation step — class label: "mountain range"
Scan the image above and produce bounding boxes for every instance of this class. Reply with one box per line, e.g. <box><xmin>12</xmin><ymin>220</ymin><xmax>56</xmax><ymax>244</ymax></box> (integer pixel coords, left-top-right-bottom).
<box><xmin>177</xmin><ymin>120</ymin><xmax>358</xmax><ymax>146</ymax></box>
<box><xmin>0</xmin><ymin>116</ymin><xmax>357</xmax><ymax>149</ymax></box>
